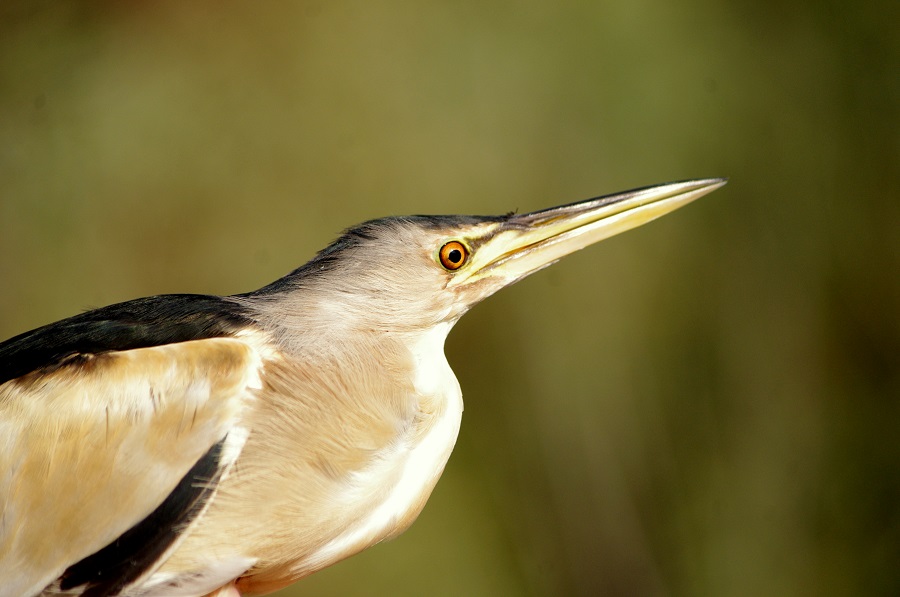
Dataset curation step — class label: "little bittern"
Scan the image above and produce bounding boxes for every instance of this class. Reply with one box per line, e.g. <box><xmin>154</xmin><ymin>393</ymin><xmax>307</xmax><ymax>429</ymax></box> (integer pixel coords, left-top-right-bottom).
<box><xmin>0</xmin><ymin>178</ymin><xmax>725</xmax><ymax>596</ymax></box>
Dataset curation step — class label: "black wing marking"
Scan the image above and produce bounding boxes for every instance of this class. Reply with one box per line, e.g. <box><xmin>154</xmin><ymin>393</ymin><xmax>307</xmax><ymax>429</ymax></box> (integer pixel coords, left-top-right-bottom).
<box><xmin>57</xmin><ymin>437</ymin><xmax>229</xmax><ymax>597</ymax></box>
<box><xmin>0</xmin><ymin>294</ymin><xmax>253</xmax><ymax>385</ymax></box>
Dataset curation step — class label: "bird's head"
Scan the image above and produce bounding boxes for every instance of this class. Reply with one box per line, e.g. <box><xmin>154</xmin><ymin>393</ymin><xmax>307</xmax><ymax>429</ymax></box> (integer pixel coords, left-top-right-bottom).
<box><xmin>252</xmin><ymin>179</ymin><xmax>726</xmax><ymax>337</ymax></box>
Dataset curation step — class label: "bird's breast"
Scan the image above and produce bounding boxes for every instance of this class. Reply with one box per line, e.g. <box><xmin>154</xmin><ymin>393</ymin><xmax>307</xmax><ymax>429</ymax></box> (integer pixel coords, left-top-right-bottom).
<box><xmin>302</xmin><ymin>322</ymin><xmax>463</xmax><ymax>568</ymax></box>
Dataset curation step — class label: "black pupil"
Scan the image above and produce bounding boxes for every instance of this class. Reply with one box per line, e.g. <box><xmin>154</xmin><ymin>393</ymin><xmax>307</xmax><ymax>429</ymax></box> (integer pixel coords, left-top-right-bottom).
<box><xmin>448</xmin><ymin>248</ymin><xmax>462</xmax><ymax>263</ymax></box>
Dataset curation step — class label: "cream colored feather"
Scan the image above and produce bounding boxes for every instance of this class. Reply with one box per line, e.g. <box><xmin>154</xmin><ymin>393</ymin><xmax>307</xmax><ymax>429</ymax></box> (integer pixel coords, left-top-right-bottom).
<box><xmin>0</xmin><ymin>338</ymin><xmax>259</xmax><ymax>597</ymax></box>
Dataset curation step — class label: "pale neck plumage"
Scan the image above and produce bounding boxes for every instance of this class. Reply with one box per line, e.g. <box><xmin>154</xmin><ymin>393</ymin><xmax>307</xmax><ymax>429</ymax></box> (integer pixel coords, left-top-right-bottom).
<box><xmin>183</xmin><ymin>297</ymin><xmax>466</xmax><ymax>591</ymax></box>
<box><xmin>303</xmin><ymin>320</ymin><xmax>463</xmax><ymax>569</ymax></box>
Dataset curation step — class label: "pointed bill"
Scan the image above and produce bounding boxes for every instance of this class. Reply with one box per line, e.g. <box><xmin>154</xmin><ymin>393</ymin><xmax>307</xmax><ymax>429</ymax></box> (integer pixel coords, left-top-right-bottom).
<box><xmin>450</xmin><ymin>178</ymin><xmax>726</xmax><ymax>288</ymax></box>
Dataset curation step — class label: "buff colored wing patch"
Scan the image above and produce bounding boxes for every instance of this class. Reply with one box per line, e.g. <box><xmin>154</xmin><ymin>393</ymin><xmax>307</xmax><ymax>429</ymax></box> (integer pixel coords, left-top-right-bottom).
<box><xmin>0</xmin><ymin>336</ymin><xmax>262</xmax><ymax>597</ymax></box>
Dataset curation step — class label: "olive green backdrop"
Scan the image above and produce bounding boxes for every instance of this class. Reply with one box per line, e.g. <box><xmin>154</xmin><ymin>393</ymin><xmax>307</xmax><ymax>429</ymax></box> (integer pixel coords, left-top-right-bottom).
<box><xmin>0</xmin><ymin>2</ymin><xmax>896</xmax><ymax>596</ymax></box>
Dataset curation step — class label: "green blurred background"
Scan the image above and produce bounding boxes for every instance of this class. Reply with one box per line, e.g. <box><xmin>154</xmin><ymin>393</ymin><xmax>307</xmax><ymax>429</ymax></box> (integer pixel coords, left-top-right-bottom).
<box><xmin>1</xmin><ymin>2</ymin><xmax>896</xmax><ymax>596</ymax></box>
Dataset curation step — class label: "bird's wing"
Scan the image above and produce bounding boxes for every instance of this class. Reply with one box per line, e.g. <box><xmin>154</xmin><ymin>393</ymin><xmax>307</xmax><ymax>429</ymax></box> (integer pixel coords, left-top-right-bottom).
<box><xmin>0</xmin><ymin>297</ymin><xmax>266</xmax><ymax>597</ymax></box>
<box><xmin>0</xmin><ymin>294</ymin><xmax>254</xmax><ymax>388</ymax></box>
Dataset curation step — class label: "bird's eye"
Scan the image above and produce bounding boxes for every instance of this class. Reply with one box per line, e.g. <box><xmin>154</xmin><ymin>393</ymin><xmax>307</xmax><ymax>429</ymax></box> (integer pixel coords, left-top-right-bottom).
<box><xmin>439</xmin><ymin>241</ymin><xmax>469</xmax><ymax>270</ymax></box>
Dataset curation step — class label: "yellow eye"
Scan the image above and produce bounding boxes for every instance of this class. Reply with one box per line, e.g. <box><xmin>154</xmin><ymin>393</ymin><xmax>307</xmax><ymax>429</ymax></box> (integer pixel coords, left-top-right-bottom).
<box><xmin>439</xmin><ymin>241</ymin><xmax>469</xmax><ymax>270</ymax></box>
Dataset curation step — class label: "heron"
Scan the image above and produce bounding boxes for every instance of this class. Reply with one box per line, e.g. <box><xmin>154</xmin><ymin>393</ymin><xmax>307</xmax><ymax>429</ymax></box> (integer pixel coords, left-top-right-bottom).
<box><xmin>0</xmin><ymin>178</ymin><xmax>725</xmax><ymax>596</ymax></box>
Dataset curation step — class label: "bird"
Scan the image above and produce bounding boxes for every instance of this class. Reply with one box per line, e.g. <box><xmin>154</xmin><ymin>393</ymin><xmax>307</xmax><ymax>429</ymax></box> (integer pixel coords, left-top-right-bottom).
<box><xmin>0</xmin><ymin>178</ymin><xmax>725</xmax><ymax>597</ymax></box>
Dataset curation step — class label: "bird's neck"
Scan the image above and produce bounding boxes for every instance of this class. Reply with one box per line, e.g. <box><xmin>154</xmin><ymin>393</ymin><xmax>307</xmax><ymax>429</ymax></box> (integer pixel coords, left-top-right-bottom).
<box><xmin>242</xmin><ymin>308</ymin><xmax>464</xmax><ymax>580</ymax></box>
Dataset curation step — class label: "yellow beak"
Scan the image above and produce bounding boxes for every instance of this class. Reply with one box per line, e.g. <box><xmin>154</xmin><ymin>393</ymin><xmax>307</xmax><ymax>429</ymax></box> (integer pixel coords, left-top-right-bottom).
<box><xmin>451</xmin><ymin>178</ymin><xmax>727</xmax><ymax>287</ymax></box>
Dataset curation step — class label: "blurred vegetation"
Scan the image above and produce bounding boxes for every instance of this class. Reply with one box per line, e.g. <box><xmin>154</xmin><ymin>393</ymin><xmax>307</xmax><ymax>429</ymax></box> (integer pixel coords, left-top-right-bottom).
<box><xmin>0</xmin><ymin>1</ymin><xmax>896</xmax><ymax>596</ymax></box>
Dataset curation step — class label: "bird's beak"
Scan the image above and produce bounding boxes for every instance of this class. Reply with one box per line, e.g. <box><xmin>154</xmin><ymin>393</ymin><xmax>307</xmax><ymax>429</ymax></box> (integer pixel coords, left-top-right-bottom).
<box><xmin>449</xmin><ymin>178</ymin><xmax>727</xmax><ymax>289</ymax></box>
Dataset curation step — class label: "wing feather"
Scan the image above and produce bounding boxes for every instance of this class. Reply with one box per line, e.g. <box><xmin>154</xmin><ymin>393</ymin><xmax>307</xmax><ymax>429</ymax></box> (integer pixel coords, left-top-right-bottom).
<box><xmin>0</xmin><ymin>336</ymin><xmax>263</xmax><ymax>597</ymax></box>
<box><xmin>61</xmin><ymin>437</ymin><xmax>229</xmax><ymax>597</ymax></box>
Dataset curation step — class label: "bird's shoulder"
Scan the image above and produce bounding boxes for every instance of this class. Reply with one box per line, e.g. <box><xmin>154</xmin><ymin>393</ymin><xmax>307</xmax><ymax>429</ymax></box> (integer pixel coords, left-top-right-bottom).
<box><xmin>0</xmin><ymin>293</ymin><xmax>255</xmax><ymax>385</ymax></box>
